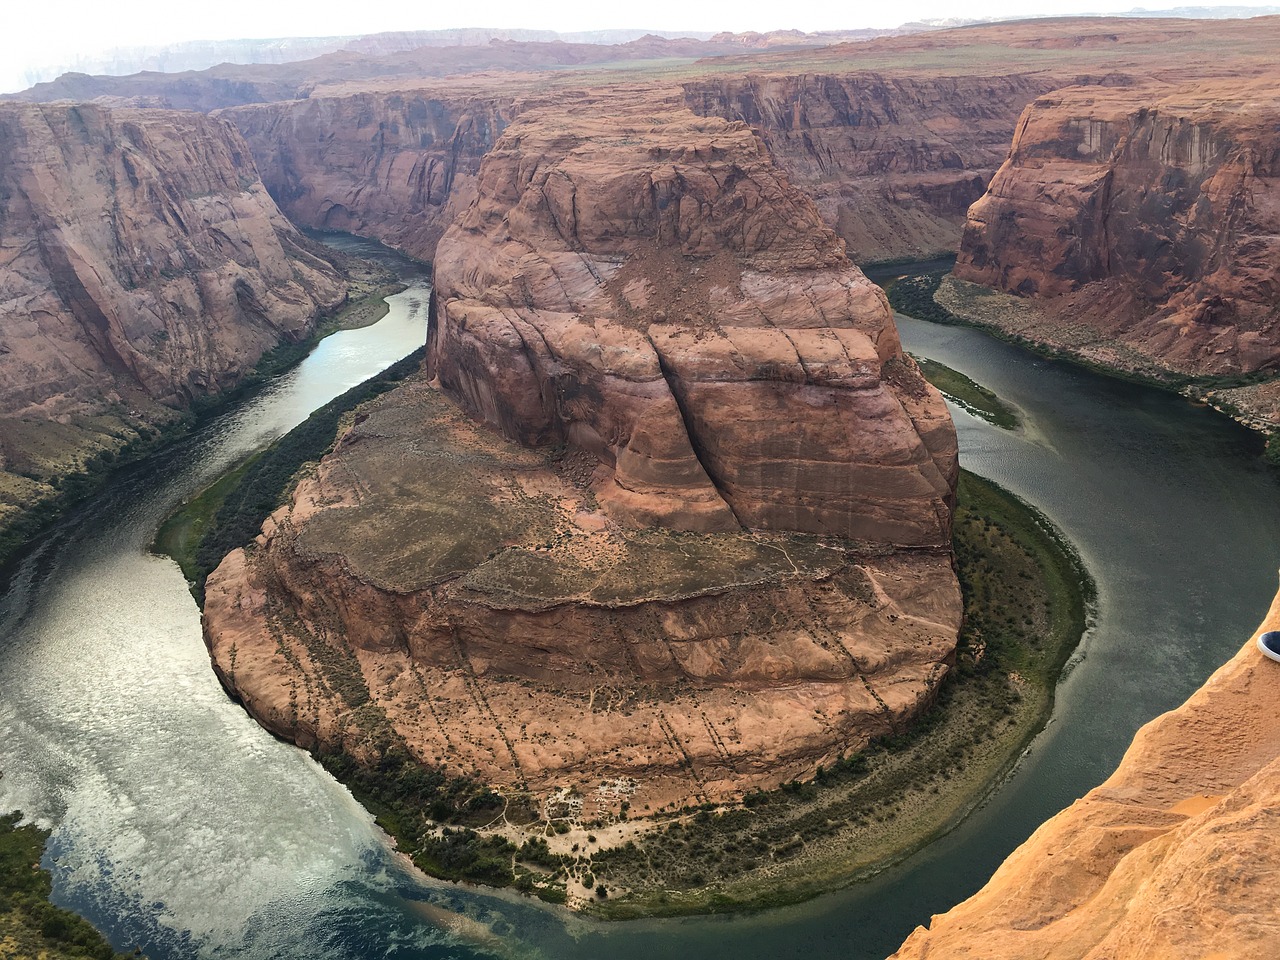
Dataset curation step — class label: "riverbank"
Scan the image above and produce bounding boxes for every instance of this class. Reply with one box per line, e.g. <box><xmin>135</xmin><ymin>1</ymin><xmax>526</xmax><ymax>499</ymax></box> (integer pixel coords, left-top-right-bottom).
<box><xmin>0</xmin><ymin>810</ymin><xmax>131</xmax><ymax>959</ymax></box>
<box><xmin>884</xmin><ymin>268</ymin><xmax>1280</xmax><ymax>455</ymax></box>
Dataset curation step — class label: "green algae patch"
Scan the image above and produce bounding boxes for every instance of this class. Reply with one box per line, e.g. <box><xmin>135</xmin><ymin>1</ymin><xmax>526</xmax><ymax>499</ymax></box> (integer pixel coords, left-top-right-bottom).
<box><xmin>912</xmin><ymin>355</ymin><xmax>1020</xmax><ymax>430</ymax></box>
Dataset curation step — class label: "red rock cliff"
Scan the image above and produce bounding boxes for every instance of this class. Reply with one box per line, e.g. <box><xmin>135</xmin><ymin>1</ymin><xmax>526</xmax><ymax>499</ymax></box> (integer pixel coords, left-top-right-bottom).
<box><xmin>428</xmin><ymin>91</ymin><xmax>957</xmax><ymax>545</ymax></box>
<box><xmin>955</xmin><ymin>79</ymin><xmax>1280</xmax><ymax>377</ymax></box>
<box><xmin>224</xmin><ymin>89</ymin><xmax>520</xmax><ymax>262</ymax></box>
<box><xmin>0</xmin><ymin>101</ymin><xmax>345</xmax><ymax>422</ymax></box>
<box><xmin>683</xmin><ymin>73</ymin><xmax>1056</xmax><ymax>262</ymax></box>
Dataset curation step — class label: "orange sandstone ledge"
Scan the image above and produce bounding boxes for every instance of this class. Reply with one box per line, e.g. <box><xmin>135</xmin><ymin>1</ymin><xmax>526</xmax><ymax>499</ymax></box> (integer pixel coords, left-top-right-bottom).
<box><xmin>891</xmin><ymin>576</ymin><xmax>1280</xmax><ymax>960</ymax></box>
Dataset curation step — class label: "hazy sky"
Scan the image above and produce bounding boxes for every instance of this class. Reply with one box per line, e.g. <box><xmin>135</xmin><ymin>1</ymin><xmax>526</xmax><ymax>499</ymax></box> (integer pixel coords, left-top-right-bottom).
<box><xmin>0</xmin><ymin>0</ymin><xmax>1264</xmax><ymax>93</ymax></box>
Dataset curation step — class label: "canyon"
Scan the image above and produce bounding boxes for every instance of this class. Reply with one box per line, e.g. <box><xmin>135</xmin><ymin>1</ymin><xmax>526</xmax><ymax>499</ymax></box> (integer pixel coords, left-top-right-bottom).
<box><xmin>0</xmin><ymin>101</ymin><xmax>344</xmax><ymax>559</ymax></box>
<box><xmin>4</xmin><ymin>11</ymin><xmax>1280</xmax><ymax>950</ymax></box>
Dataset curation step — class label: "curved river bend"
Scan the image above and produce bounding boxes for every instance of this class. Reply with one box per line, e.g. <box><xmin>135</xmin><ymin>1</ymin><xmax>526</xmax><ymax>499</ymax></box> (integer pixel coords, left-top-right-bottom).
<box><xmin>2</xmin><ymin>242</ymin><xmax>1278</xmax><ymax>959</ymax></box>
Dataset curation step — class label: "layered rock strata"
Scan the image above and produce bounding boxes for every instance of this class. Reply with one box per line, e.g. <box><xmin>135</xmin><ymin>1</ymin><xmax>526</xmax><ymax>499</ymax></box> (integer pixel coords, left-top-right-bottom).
<box><xmin>892</xmin><ymin>580</ymin><xmax>1280</xmax><ymax>959</ymax></box>
<box><xmin>0</xmin><ymin>101</ymin><xmax>344</xmax><ymax>536</ymax></box>
<box><xmin>954</xmin><ymin>80</ymin><xmax>1280</xmax><ymax>382</ymax></box>
<box><xmin>225</xmin><ymin>89</ymin><xmax>521</xmax><ymax>262</ymax></box>
<box><xmin>683</xmin><ymin>73</ymin><xmax>1056</xmax><ymax>262</ymax></box>
<box><xmin>204</xmin><ymin>94</ymin><xmax>962</xmax><ymax>812</ymax></box>
<box><xmin>428</xmin><ymin>94</ymin><xmax>957</xmax><ymax>544</ymax></box>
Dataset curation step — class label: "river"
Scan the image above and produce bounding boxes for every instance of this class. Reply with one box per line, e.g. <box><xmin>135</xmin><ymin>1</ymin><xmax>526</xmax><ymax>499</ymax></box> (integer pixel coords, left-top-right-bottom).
<box><xmin>2</xmin><ymin>241</ymin><xmax>1278</xmax><ymax>959</ymax></box>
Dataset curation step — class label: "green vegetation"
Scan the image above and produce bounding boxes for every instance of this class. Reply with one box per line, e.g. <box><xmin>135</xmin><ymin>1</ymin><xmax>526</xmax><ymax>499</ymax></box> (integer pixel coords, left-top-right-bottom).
<box><xmin>0</xmin><ymin>811</ymin><xmax>130</xmax><ymax>959</ymax></box>
<box><xmin>912</xmin><ymin>355</ymin><xmax>1020</xmax><ymax>429</ymax></box>
<box><xmin>154</xmin><ymin>347</ymin><xmax>426</xmax><ymax>600</ymax></box>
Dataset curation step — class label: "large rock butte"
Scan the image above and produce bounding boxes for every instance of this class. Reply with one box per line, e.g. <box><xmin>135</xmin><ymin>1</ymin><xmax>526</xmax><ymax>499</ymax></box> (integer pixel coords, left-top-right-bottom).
<box><xmin>892</xmin><ymin>580</ymin><xmax>1280</xmax><ymax>960</ymax></box>
<box><xmin>203</xmin><ymin>93</ymin><xmax>962</xmax><ymax>813</ymax></box>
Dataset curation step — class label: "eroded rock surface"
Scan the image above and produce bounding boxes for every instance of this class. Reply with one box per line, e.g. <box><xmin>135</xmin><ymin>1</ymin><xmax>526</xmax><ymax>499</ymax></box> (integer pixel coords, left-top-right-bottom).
<box><xmin>0</xmin><ymin>101</ymin><xmax>344</xmax><ymax>537</ymax></box>
<box><xmin>892</xmin><ymin>582</ymin><xmax>1280</xmax><ymax>960</ymax></box>
<box><xmin>684</xmin><ymin>73</ymin><xmax>1055</xmax><ymax>262</ymax></box>
<box><xmin>204</xmin><ymin>94</ymin><xmax>962</xmax><ymax>812</ymax></box>
<box><xmin>206</xmin><ymin>379</ymin><xmax>960</xmax><ymax>813</ymax></box>
<box><xmin>955</xmin><ymin>80</ymin><xmax>1280</xmax><ymax>381</ymax></box>
<box><xmin>428</xmin><ymin>93</ymin><xmax>958</xmax><ymax>544</ymax></box>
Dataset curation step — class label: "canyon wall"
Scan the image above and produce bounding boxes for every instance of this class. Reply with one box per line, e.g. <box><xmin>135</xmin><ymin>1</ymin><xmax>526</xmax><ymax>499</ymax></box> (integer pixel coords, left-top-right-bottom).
<box><xmin>0</xmin><ymin>101</ymin><xmax>344</xmax><ymax>545</ymax></box>
<box><xmin>203</xmin><ymin>92</ymin><xmax>962</xmax><ymax>813</ymax></box>
<box><xmin>954</xmin><ymin>79</ymin><xmax>1280</xmax><ymax>379</ymax></box>
<box><xmin>224</xmin><ymin>90</ymin><xmax>521</xmax><ymax>262</ymax></box>
<box><xmin>892</xmin><ymin>581</ymin><xmax>1280</xmax><ymax>960</ymax></box>
<box><xmin>683</xmin><ymin>73</ymin><xmax>1056</xmax><ymax>262</ymax></box>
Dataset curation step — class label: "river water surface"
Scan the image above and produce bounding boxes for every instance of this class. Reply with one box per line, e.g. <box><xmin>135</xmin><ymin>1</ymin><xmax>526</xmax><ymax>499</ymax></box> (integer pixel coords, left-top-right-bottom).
<box><xmin>2</xmin><ymin>245</ymin><xmax>1278</xmax><ymax>959</ymax></box>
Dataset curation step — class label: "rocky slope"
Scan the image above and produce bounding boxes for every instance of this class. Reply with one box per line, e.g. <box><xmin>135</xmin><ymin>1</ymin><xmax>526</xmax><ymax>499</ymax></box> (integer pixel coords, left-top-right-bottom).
<box><xmin>203</xmin><ymin>92</ymin><xmax>962</xmax><ymax>814</ymax></box>
<box><xmin>953</xmin><ymin>79</ymin><xmax>1280</xmax><ymax>385</ymax></box>
<box><xmin>892</xmin><ymin>580</ymin><xmax>1280</xmax><ymax>959</ymax></box>
<box><xmin>0</xmin><ymin>101</ymin><xmax>344</xmax><ymax>544</ymax></box>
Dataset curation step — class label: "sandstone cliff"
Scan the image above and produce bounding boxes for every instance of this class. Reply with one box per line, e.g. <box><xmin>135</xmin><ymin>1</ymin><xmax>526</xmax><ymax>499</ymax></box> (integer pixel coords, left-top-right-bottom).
<box><xmin>224</xmin><ymin>88</ymin><xmax>521</xmax><ymax>262</ymax></box>
<box><xmin>203</xmin><ymin>93</ymin><xmax>962</xmax><ymax>814</ymax></box>
<box><xmin>954</xmin><ymin>79</ymin><xmax>1280</xmax><ymax>381</ymax></box>
<box><xmin>683</xmin><ymin>73</ymin><xmax>1056</xmax><ymax>263</ymax></box>
<box><xmin>0</xmin><ymin>102</ymin><xmax>344</xmax><ymax>542</ymax></box>
<box><xmin>892</xmin><ymin>581</ymin><xmax>1280</xmax><ymax>959</ymax></box>
<box><xmin>428</xmin><ymin>92</ymin><xmax>957</xmax><ymax>543</ymax></box>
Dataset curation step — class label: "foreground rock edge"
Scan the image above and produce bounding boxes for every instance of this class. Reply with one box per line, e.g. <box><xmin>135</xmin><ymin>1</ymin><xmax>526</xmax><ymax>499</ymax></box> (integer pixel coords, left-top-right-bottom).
<box><xmin>892</xmin><ymin>576</ymin><xmax>1280</xmax><ymax>960</ymax></box>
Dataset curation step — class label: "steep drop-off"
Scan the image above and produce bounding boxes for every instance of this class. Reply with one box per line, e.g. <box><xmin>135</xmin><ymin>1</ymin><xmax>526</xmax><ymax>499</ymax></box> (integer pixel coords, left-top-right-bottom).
<box><xmin>203</xmin><ymin>93</ymin><xmax>962</xmax><ymax>815</ymax></box>
<box><xmin>0</xmin><ymin>101</ymin><xmax>344</xmax><ymax>545</ymax></box>
<box><xmin>953</xmin><ymin>80</ymin><xmax>1280</xmax><ymax>389</ymax></box>
<box><xmin>893</xmin><ymin>581</ymin><xmax>1280</xmax><ymax>959</ymax></box>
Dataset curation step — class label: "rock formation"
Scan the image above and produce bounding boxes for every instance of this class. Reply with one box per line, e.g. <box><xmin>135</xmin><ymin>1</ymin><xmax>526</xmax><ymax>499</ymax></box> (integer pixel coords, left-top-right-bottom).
<box><xmin>203</xmin><ymin>92</ymin><xmax>962</xmax><ymax>814</ymax></box>
<box><xmin>892</xmin><ymin>580</ymin><xmax>1280</xmax><ymax>959</ymax></box>
<box><xmin>225</xmin><ymin>87</ymin><xmax>521</xmax><ymax>262</ymax></box>
<box><xmin>954</xmin><ymin>79</ymin><xmax>1280</xmax><ymax>380</ymax></box>
<box><xmin>0</xmin><ymin>101</ymin><xmax>344</xmax><ymax>542</ymax></box>
<box><xmin>428</xmin><ymin>93</ymin><xmax>957</xmax><ymax>543</ymax></box>
<box><xmin>683</xmin><ymin>74</ymin><xmax>1056</xmax><ymax>262</ymax></box>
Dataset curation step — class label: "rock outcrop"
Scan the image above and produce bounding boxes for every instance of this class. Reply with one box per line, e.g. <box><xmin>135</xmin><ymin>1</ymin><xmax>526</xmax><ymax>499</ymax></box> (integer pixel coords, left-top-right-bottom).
<box><xmin>892</xmin><ymin>581</ymin><xmax>1280</xmax><ymax>960</ymax></box>
<box><xmin>0</xmin><ymin>101</ymin><xmax>344</xmax><ymax>541</ymax></box>
<box><xmin>954</xmin><ymin>79</ymin><xmax>1280</xmax><ymax>380</ymax></box>
<box><xmin>203</xmin><ymin>92</ymin><xmax>962</xmax><ymax>813</ymax></box>
<box><xmin>428</xmin><ymin>93</ymin><xmax>957</xmax><ymax>544</ymax></box>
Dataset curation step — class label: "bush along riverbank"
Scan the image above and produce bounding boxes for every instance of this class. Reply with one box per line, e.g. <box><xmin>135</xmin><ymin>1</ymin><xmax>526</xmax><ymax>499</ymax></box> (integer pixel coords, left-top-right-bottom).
<box><xmin>0</xmin><ymin>252</ymin><xmax>406</xmax><ymax>582</ymax></box>
<box><xmin>0</xmin><ymin>809</ymin><xmax>133</xmax><ymax>959</ymax></box>
<box><xmin>884</xmin><ymin>268</ymin><xmax>1280</xmax><ymax>457</ymax></box>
